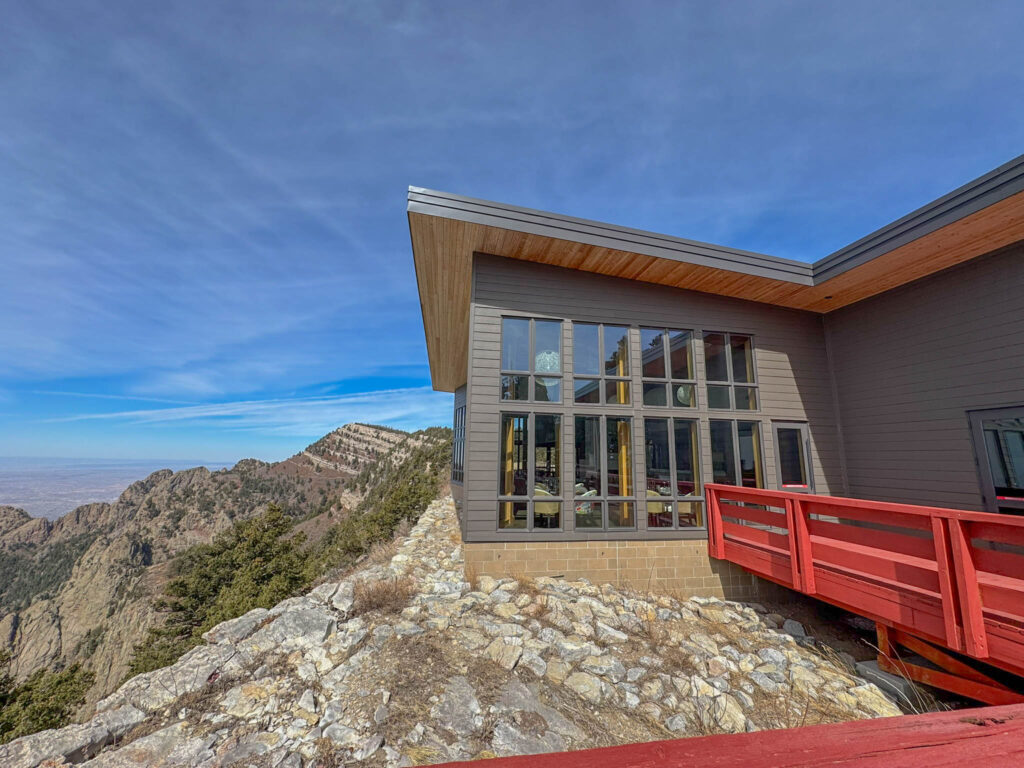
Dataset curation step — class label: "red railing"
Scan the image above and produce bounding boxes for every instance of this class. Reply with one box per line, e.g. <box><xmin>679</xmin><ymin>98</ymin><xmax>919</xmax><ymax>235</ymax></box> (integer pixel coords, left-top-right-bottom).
<box><xmin>706</xmin><ymin>484</ymin><xmax>1024</xmax><ymax>703</ymax></box>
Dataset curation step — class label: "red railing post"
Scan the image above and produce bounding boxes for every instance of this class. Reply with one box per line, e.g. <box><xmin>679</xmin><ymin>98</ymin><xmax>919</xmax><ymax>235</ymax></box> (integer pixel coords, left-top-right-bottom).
<box><xmin>707</xmin><ymin>486</ymin><xmax>725</xmax><ymax>559</ymax></box>
<box><xmin>930</xmin><ymin>517</ymin><xmax>964</xmax><ymax>652</ymax></box>
<box><xmin>791</xmin><ymin>497</ymin><xmax>816</xmax><ymax>595</ymax></box>
<box><xmin>948</xmin><ymin>519</ymin><xmax>989</xmax><ymax>658</ymax></box>
<box><xmin>783</xmin><ymin>497</ymin><xmax>803</xmax><ymax>591</ymax></box>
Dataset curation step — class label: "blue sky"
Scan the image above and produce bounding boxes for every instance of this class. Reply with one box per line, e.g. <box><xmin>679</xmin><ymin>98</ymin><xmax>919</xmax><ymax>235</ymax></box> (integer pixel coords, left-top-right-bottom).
<box><xmin>2</xmin><ymin>1</ymin><xmax>1023</xmax><ymax>462</ymax></box>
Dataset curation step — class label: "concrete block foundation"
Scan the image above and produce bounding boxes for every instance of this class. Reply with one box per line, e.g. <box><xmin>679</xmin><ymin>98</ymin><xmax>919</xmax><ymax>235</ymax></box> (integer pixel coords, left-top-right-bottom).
<box><xmin>463</xmin><ymin>539</ymin><xmax>759</xmax><ymax>599</ymax></box>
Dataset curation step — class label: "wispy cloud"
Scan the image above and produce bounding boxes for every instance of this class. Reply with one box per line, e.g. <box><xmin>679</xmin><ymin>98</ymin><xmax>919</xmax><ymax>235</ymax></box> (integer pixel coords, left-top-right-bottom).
<box><xmin>47</xmin><ymin>387</ymin><xmax>452</xmax><ymax>436</ymax></box>
<box><xmin>30</xmin><ymin>390</ymin><xmax>198</xmax><ymax>405</ymax></box>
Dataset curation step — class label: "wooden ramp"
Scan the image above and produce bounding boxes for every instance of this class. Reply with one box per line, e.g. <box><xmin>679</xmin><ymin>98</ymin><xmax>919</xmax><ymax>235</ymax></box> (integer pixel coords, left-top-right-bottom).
<box><xmin>705</xmin><ymin>484</ymin><xmax>1024</xmax><ymax>704</ymax></box>
<box><xmin>434</xmin><ymin>703</ymin><xmax>1024</xmax><ymax>767</ymax></box>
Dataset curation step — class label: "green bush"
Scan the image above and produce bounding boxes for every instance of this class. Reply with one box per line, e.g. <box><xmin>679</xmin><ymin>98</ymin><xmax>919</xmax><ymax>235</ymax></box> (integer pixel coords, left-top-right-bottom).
<box><xmin>0</xmin><ymin>652</ymin><xmax>94</xmax><ymax>744</ymax></box>
<box><xmin>127</xmin><ymin>505</ymin><xmax>308</xmax><ymax>676</ymax></box>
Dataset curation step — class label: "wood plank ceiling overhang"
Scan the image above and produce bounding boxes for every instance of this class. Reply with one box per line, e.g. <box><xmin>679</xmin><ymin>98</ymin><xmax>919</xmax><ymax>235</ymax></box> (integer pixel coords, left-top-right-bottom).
<box><xmin>409</xmin><ymin>154</ymin><xmax>1024</xmax><ymax>392</ymax></box>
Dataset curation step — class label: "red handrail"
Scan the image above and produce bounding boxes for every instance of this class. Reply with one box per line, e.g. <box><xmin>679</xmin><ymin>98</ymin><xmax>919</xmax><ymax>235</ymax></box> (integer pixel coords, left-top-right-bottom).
<box><xmin>706</xmin><ymin>484</ymin><xmax>1024</xmax><ymax>697</ymax></box>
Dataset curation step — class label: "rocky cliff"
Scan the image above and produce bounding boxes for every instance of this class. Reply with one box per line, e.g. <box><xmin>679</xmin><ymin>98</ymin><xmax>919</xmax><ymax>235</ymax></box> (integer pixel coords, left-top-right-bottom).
<box><xmin>0</xmin><ymin>424</ymin><xmax>422</xmax><ymax>709</ymax></box>
<box><xmin>0</xmin><ymin>496</ymin><xmax>900</xmax><ymax>768</ymax></box>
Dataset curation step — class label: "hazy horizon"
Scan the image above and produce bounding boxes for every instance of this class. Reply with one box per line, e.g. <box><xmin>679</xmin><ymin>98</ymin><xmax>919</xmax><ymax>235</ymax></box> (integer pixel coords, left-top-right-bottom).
<box><xmin>0</xmin><ymin>456</ymin><xmax>234</xmax><ymax>520</ymax></box>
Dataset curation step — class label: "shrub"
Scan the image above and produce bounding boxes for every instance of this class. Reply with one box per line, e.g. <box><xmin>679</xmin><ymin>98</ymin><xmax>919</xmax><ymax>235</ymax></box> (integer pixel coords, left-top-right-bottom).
<box><xmin>0</xmin><ymin>652</ymin><xmax>94</xmax><ymax>744</ymax></box>
<box><xmin>127</xmin><ymin>504</ymin><xmax>308</xmax><ymax>676</ymax></box>
<box><xmin>351</xmin><ymin>577</ymin><xmax>415</xmax><ymax>616</ymax></box>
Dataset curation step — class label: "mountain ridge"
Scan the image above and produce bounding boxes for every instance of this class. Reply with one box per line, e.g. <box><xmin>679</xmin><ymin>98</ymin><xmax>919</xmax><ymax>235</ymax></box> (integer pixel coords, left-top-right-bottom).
<box><xmin>0</xmin><ymin>423</ymin><xmax>441</xmax><ymax>712</ymax></box>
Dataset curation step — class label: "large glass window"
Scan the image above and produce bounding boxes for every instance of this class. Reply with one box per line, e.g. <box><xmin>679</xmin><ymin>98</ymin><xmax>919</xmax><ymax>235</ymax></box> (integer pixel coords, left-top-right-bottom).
<box><xmin>709</xmin><ymin>419</ymin><xmax>764</xmax><ymax>488</ymax></box>
<box><xmin>574</xmin><ymin>415</ymin><xmax>635</xmax><ymax>529</ymax></box>
<box><xmin>644</xmin><ymin>418</ymin><xmax>703</xmax><ymax>529</ymax></box>
<box><xmin>451</xmin><ymin>405</ymin><xmax>466</xmax><ymax>483</ymax></box>
<box><xmin>970</xmin><ymin>407</ymin><xmax>1024</xmax><ymax>515</ymax></box>
<box><xmin>703</xmin><ymin>332</ymin><xmax>758</xmax><ymax>411</ymax></box>
<box><xmin>573</xmin><ymin>323</ymin><xmax>632</xmax><ymax>405</ymax></box>
<box><xmin>640</xmin><ymin>328</ymin><xmax>695</xmax><ymax>408</ymax></box>
<box><xmin>498</xmin><ymin>413</ymin><xmax>563</xmax><ymax>529</ymax></box>
<box><xmin>501</xmin><ymin>317</ymin><xmax>563</xmax><ymax>403</ymax></box>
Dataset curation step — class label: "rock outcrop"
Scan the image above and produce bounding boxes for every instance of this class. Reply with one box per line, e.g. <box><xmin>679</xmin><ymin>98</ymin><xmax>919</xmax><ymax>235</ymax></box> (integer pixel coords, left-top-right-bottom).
<box><xmin>1</xmin><ymin>496</ymin><xmax>899</xmax><ymax>767</ymax></box>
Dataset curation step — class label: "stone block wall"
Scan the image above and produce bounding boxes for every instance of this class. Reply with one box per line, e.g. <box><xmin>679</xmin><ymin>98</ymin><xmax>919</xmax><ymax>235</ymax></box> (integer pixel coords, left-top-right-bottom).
<box><xmin>463</xmin><ymin>539</ymin><xmax>758</xmax><ymax>599</ymax></box>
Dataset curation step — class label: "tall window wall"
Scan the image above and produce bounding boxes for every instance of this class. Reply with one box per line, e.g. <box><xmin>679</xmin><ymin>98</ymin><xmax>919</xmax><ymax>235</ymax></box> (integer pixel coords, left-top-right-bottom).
<box><xmin>496</xmin><ymin>315</ymin><xmax>774</xmax><ymax>533</ymax></box>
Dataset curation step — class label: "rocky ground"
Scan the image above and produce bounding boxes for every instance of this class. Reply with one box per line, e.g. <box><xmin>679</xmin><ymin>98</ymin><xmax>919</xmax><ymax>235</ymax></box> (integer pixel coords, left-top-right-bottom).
<box><xmin>1</xmin><ymin>496</ymin><xmax>900</xmax><ymax>768</ymax></box>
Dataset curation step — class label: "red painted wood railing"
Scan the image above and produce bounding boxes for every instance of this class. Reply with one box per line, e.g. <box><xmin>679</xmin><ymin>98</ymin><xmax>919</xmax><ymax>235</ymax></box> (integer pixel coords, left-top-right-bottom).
<box><xmin>705</xmin><ymin>484</ymin><xmax>1024</xmax><ymax>702</ymax></box>
<box><xmin>434</xmin><ymin>702</ymin><xmax>1024</xmax><ymax>767</ymax></box>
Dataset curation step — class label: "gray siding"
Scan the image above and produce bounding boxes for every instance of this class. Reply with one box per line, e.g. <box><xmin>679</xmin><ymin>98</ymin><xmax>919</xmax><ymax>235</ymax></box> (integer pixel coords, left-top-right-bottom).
<box><xmin>464</xmin><ymin>254</ymin><xmax>843</xmax><ymax>543</ymax></box>
<box><xmin>823</xmin><ymin>244</ymin><xmax>1024</xmax><ymax>510</ymax></box>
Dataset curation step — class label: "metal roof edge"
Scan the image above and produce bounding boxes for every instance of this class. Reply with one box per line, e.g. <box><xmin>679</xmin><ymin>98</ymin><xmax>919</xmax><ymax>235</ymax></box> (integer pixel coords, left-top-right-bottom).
<box><xmin>409</xmin><ymin>153</ymin><xmax>1024</xmax><ymax>289</ymax></box>
<box><xmin>407</xmin><ymin>188</ymin><xmax>814</xmax><ymax>285</ymax></box>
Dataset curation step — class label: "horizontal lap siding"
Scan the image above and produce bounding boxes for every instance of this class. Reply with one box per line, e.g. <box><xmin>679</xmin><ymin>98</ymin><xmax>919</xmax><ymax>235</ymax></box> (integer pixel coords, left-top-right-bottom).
<box><xmin>466</xmin><ymin>254</ymin><xmax>842</xmax><ymax>543</ymax></box>
<box><xmin>824</xmin><ymin>245</ymin><xmax>1024</xmax><ymax>511</ymax></box>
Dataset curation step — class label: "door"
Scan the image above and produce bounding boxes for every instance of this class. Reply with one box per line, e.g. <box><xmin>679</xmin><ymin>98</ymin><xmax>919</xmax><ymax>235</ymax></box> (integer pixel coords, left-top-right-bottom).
<box><xmin>772</xmin><ymin>422</ymin><xmax>813</xmax><ymax>493</ymax></box>
<box><xmin>969</xmin><ymin>406</ymin><xmax>1024</xmax><ymax>515</ymax></box>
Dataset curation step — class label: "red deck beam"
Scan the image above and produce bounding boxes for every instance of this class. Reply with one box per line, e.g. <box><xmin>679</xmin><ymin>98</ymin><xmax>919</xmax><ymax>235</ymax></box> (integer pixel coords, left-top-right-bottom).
<box><xmin>434</xmin><ymin>704</ymin><xmax>1024</xmax><ymax>767</ymax></box>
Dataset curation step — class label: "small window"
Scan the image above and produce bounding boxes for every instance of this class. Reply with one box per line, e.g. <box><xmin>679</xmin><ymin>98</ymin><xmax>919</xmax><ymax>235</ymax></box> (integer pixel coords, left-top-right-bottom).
<box><xmin>772</xmin><ymin>422</ymin><xmax>812</xmax><ymax>492</ymax></box>
<box><xmin>644</xmin><ymin>417</ymin><xmax>703</xmax><ymax>529</ymax></box>
<box><xmin>710</xmin><ymin>419</ymin><xmax>764</xmax><ymax>488</ymax></box>
<box><xmin>640</xmin><ymin>328</ymin><xmax>696</xmax><ymax>408</ymax></box>
<box><xmin>498</xmin><ymin>412</ymin><xmax>563</xmax><ymax>530</ymax></box>
<box><xmin>970</xmin><ymin>406</ymin><xmax>1024</xmax><ymax>515</ymax></box>
<box><xmin>573</xmin><ymin>323</ymin><xmax>632</xmax><ymax>406</ymax></box>
<box><xmin>703</xmin><ymin>332</ymin><xmax>758</xmax><ymax>411</ymax></box>
<box><xmin>573</xmin><ymin>415</ymin><xmax>636</xmax><ymax>530</ymax></box>
<box><xmin>501</xmin><ymin>317</ymin><xmax>562</xmax><ymax>403</ymax></box>
<box><xmin>451</xmin><ymin>405</ymin><xmax>466</xmax><ymax>483</ymax></box>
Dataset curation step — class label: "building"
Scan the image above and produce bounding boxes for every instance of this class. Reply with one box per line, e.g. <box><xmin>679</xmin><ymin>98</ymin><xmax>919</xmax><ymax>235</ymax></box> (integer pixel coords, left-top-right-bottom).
<box><xmin>407</xmin><ymin>155</ymin><xmax>1024</xmax><ymax>599</ymax></box>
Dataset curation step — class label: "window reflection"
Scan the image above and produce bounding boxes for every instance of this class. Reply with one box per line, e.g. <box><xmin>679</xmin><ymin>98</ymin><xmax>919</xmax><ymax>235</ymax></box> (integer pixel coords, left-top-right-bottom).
<box><xmin>500</xmin><ymin>414</ymin><xmax>528</xmax><ymax>495</ymax></box>
<box><xmin>501</xmin><ymin>318</ymin><xmax>530</xmax><ymax>372</ymax></box>
<box><xmin>573</xmin><ymin>323</ymin><xmax>600</xmax><ymax>375</ymax></box>
<box><xmin>604</xmin><ymin>325</ymin><xmax>630</xmax><ymax>376</ymax></box>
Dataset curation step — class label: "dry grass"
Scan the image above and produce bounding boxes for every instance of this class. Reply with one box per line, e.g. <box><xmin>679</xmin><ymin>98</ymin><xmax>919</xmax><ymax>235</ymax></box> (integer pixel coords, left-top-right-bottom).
<box><xmin>313</xmin><ymin>737</ymin><xmax>345</xmax><ymax>768</ymax></box>
<box><xmin>861</xmin><ymin>639</ymin><xmax>950</xmax><ymax>714</ymax></box>
<box><xmin>404</xmin><ymin>745</ymin><xmax>444</xmax><ymax>765</ymax></box>
<box><xmin>748</xmin><ymin>683</ymin><xmax>851</xmax><ymax>730</ymax></box>
<box><xmin>374</xmin><ymin>632</ymin><xmax>509</xmax><ymax>759</ymax></box>
<box><xmin>464</xmin><ymin>562</ymin><xmax>481</xmax><ymax>592</ymax></box>
<box><xmin>352</xmin><ymin>576</ymin><xmax>416</xmax><ymax>616</ymax></box>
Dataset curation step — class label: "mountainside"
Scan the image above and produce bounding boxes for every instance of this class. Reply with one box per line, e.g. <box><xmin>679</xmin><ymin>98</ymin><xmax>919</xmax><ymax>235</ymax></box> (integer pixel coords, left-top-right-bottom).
<box><xmin>0</xmin><ymin>496</ymin><xmax>900</xmax><ymax>768</ymax></box>
<box><xmin>0</xmin><ymin>424</ymin><xmax>444</xmax><ymax>712</ymax></box>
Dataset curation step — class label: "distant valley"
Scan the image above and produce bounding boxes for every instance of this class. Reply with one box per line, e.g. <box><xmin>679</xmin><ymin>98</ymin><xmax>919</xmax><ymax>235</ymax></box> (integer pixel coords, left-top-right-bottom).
<box><xmin>0</xmin><ymin>458</ymin><xmax>232</xmax><ymax>521</ymax></box>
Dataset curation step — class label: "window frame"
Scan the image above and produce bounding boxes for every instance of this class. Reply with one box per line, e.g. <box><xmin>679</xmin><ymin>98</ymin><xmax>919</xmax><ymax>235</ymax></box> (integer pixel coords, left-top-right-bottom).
<box><xmin>709</xmin><ymin>418</ymin><xmax>765</xmax><ymax>488</ymax></box>
<box><xmin>451</xmin><ymin>404</ymin><xmax>466</xmax><ymax>484</ymax></box>
<box><xmin>573</xmin><ymin>413</ymin><xmax>637</xmax><ymax>531</ymax></box>
<box><xmin>572</xmin><ymin>322</ymin><xmax>633</xmax><ymax>406</ymax></box>
<box><xmin>500</xmin><ymin>316</ymin><xmax>563</xmax><ymax>404</ymax></box>
<box><xmin>968</xmin><ymin>405</ymin><xmax>1024</xmax><ymax>515</ymax></box>
<box><xmin>643</xmin><ymin>416</ymin><xmax>704</xmax><ymax>530</ymax></box>
<box><xmin>639</xmin><ymin>327</ymin><xmax>697</xmax><ymax>409</ymax></box>
<box><xmin>497</xmin><ymin>411</ymin><xmax>564</xmax><ymax>531</ymax></box>
<box><xmin>771</xmin><ymin>421</ymin><xmax>813</xmax><ymax>493</ymax></box>
<box><xmin>702</xmin><ymin>331</ymin><xmax>759</xmax><ymax>412</ymax></box>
